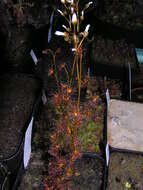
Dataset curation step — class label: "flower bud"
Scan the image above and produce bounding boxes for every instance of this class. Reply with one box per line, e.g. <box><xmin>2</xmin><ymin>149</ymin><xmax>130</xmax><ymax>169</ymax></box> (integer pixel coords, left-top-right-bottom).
<box><xmin>85</xmin><ymin>24</ymin><xmax>90</xmax><ymax>33</ymax></box>
<box><xmin>85</xmin><ymin>1</ymin><xmax>93</xmax><ymax>9</ymax></box>
<box><xmin>72</xmin><ymin>13</ymin><xmax>77</xmax><ymax>25</ymax></box>
<box><xmin>55</xmin><ymin>31</ymin><xmax>67</xmax><ymax>36</ymax></box>
<box><xmin>71</xmin><ymin>6</ymin><xmax>74</xmax><ymax>14</ymax></box>
<box><xmin>62</xmin><ymin>25</ymin><xmax>70</xmax><ymax>32</ymax></box>
<box><xmin>83</xmin><ymin>24</ymin><xmax>90</xmax><ymax>38</ymax></box>
<box><xmin>80</xmin><ymin>10</ymin><xmax>84</xmax><ymax>20</ymax></box>
<box><xmin>67</xmin><ymin>0</ymin><xmax>74</xmax><ymax>4</ymax></box>
<box><xmin>61</xmin><ymin>0</ymin><xmax>66</xmax><ymax>4</ymax></box>
<box><xmin>57</xmin><ymin>9</ymin><xmax>64</xmax><ymax>16</ymax></box>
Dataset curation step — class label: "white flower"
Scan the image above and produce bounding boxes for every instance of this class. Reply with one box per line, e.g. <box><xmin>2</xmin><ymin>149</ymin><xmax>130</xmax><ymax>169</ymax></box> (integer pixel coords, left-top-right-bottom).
<box><xmin>62</xmin><ymin>25</ymin><xmax>70</xmax><ymax>32</ymax></box>
<box><xmin>62</xmin><ymin>25</ymin><xmax>67</xmax><ymax>30</ymax></box>
<box><xmin>57</xmin><ymin>9</ymin><xmax>64</xmax><ymax>16</ymax></box>
<box><xmin>55</xmin><ymin>31</ymin><xmax>65</xmax><ymax>36</ymax></box>
<box><xmin>72</xmin><ymin>13</ymin><xmax>77</xmax><ymax>24</ymax></box>
<box><xmin>85</xmin><ymin>24</ymin><xmax>90</xmax><ymax>33</ymax></box>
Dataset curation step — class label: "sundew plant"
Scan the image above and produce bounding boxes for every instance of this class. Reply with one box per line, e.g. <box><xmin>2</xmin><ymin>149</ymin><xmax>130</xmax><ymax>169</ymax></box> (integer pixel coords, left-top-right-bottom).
<box><xmin>55</xmin><ymin>0</ymin><xmax>92</xmax><ymax>106</ymax></box>
<box><xmin>43</xmin><ymin>1</ymin><xmax>94</xmax><ymax>189</ymax></box>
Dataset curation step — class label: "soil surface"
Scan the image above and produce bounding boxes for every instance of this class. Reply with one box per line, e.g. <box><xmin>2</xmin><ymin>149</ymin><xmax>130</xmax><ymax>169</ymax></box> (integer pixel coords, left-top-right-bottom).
<box><xmin>18</xmin><ymin>75</ymin><xmax>122</xmax><ymax>190</ymax></box>
<box><xmin>90</xmin><ymin>35</ymin><xmax>136</xmax><ymax>68</ymax></box>
<box><xmin>70</xmin><ymin>156</ymin><xmax>105</xmax><ymax>190</ymax></box>
<box><xmin>99</xmin><ymin>0</ymin><xmax>143</xmax><ymax>30</ymax></box>
<box><xmin>131</xmin><ymin>87</ymin><xmax>143</xmax><ymax>102</ymax></box>
<box><xmin>18</xmin><ymin>102</ymin><xmax>106</xmax><ymax>190</ymax></box>
<box><xmin>0</xmin><ymin>74</ymin><xmax>41</xmax><ymax>159</ymax></box>
<box><xmin>107</xmin><ymin>152</ymin><xmax>143</xmax><ymax>190</ymax></box>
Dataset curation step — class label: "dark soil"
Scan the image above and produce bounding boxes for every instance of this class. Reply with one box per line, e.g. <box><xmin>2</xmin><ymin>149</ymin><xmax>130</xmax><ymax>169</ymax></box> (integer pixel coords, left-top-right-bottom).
<box><xmin>0</xmin><ymin>73</ymin><xmax>41</xmax><ymax>159</ymax></box>
<box><xmin>70</xmin><ymin>156</ymin><xmax>105</xmax><ymax>190</ymax></box>
<box><xmin>18</xmin><ymin>101</ymin><xmax>106</xmax><ymax>190</ymax></box>
<box><xmin>18</xmin><ymin>74</ymin><xmax>123</xmax><ymax>190</ymax></box>
<box><xmin>90</xmin><ymin>35</ymin><xmax>136</xmax><ymax>68</ymax></box>
<box><xmin>131</xmin><ymin>87</ymin><xmax>143</xmax><ymax>103</ymax></box>
<box><xmin>99</xmin><ymin>0</ymin><xmax>143</xmax><ymax>30</ymax></box>
<box><xmin>107</xmin><ymin>152</ymin><xmax>143</xmax><ymax>190</ymax></box>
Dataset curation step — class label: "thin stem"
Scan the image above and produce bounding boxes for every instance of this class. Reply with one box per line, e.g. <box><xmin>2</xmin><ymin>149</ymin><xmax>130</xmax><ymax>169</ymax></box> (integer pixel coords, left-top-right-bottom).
<box><xmin>70</xmin><ymin>22</ymin><xmax>77</xmax><ymax>85</ymax></box>
<box><xmin>79</xmin><ymin>52</ymin><xmax>83</xmax><ymax>88</ymax></box>
<box><xmin>45</xmin><ymin>49</ymin><xmax>60</xmax><ymax>91</ymax></box>
<box><xmin>75</xmin><ymin>54</ymin><xmax>80</xmax><ymax>107</ymax></box>
<box><xmin>64</xmin><ymin>66</ymin><xmax>70</xmax><ymax>84</ymax></box>
<box><xmin>78</xmin><ymin>36</ymin><xmax>85</xmax><ymax>49</ymax></box>
<box><xmin>64</xmin><ymin>15</ymin><xmax>71</xmax><ymax>28</ymax></box>
<box><xmin>76</xmin><ymin>0</ymin><xmax>79</xmax><ymax>32</ymax></box>
<box><xmin>53</xmin><ymin>55</ymin><xmax>60</xmax><ymax>91</ymax></box>
<box><xmin>70</xmin><ymin>55</ymin><xmax>76</xmax><ymax>85</ymax></box>
<box><xmin>64</xmin><ymin>3</ymin><xmax>68</xmax><ymax>10</ymax></box>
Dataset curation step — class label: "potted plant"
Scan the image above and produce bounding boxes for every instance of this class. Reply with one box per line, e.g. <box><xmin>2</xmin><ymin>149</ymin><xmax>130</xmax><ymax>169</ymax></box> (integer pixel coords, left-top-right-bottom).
<box><xmin>41</xmin><ymin>0</ymin><xmax>106</xmax><ymax>189</ymax></box>
<box><xmin>106</xmin><ymin>151</ymin><xmax>143</xmax><ymax>190</ymax></box>
<box><xmin>0</xmin><ymin>73</ymin><xmax>42</xmax><ymax>189</ymax></box>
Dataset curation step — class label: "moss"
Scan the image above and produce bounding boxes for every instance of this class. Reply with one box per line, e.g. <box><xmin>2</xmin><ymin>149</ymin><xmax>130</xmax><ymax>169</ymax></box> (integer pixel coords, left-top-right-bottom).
<box><xmin>78</xmin><ymin>120</ymin><xmax>103</xmax><ymax>153</ymax></box>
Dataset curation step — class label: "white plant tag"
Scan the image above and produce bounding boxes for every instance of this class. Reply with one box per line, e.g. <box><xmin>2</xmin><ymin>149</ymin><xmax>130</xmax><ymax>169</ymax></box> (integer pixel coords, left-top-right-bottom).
<box><xmin>87</xmin><ymin>67</ymin><xmax>90</xmax><ymax>78</ymax></box>
<box><xmin>106</xmin><ymin>89</ymin><xmax>110</xmax><ymax>107</ymax></box>
<box><xmin>42</xmin><ymin>90</ymin><xmax>47</xmax><ymax>105</ymax></box>
<box><xmin>30</xmin><ymin>49</ymin><xmax>38</xmax><ymax>65</ymax></box>
<box><xmin>106</xmin><ymin>143</ymin><xmax>110</xmax><ymax>166</ymax></box>
<box><xmin>24</xmin><ymin>117</ymin><xmax>34</xmax><ymax>169</ymax></box>
<box><xmin>48</xmin><ymin>11</ymin><xmax>54</xmax><ymax>43</ymax></box>
<box><xmin>135</xmin><ymin>48</ymin><xmax>143</xmax><ymax>65</ymax></box>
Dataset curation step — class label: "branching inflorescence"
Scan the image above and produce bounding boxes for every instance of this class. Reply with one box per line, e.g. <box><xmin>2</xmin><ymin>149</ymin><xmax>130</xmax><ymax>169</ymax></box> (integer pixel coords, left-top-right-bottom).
<box><xmin>55</xmin><ymin>0</ymin><xmax>92</xmax><ymax>106</ymax></box>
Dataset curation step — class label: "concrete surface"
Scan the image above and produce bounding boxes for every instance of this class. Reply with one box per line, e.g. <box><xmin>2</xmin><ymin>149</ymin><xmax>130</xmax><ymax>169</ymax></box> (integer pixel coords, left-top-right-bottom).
<box><xmin>107</xmin><ymin>99</ymin><xmax>143</xmax><ymax>152</ymax></box>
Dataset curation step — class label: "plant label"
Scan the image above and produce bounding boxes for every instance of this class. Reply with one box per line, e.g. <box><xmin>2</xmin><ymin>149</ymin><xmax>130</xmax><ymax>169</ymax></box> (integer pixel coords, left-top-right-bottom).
<box><xmin>30</xmin><ymin>49</ymin><xmax>38</xmax><ymax>65</ymax></box>
<box><xmin>42</xmin><ymin>90</ymin><xmax>47</xmax><ymax>105</ymax></box>
<box><xmin>106</xmin><ymin>89</ymin><xmax>110</xmax><ymax>107</ymax></box>
<box><xmin>48</xmin><ymin>11</ymin><xmax>54</xmax><ymax>43</ymax></box>
<box><xmin>87</xmin><ymin>67</ymin><xmax>90</xmax><ymax>78</ymax></box>
<box><xmin>128</xmin><ymin>62</ymin><xmax>132</xmax><ymax>101</ymax></box>
<box><xmin>106</xmin><ymin>143</ymin><xmax>110</xmax><ymax>166</ymax></box>
<box><xmin>135</xmin><ymin>48</ymin><xmax>143</xmax><ymax>65</ymax></box>
<box><xmin>24</xmin><ymin>117</ymin><xmax>34</xmax><ymax>169</ymax></box>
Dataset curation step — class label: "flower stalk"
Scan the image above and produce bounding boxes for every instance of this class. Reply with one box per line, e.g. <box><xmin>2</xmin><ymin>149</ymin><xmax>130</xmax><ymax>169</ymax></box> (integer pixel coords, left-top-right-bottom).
<box><xmin>55</xmin><ymin>0</ymin><xmax>92</xmax><ymax>107</ymax></box>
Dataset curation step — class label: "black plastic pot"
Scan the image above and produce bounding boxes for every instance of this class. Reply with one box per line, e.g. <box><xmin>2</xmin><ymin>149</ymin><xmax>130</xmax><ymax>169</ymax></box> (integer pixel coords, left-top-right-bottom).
<box><xmin>72</xmin><ymin>152</ymin><xmax>106</xmax><ymax>190</ymax></box>
<box><xmin>87</xmin><ymin>31</ymin><xmax>138</xmax><ymax>79</ymax></box>
<box><xmin>86</xmin><ymin>10</ymin><xmax>143</xmax><ymax>48</ymax></box>
<box><xmin>0</xmin><ymin>140</ymin><xmax>24</xmax><ymax>190</ymax></box>
<box><xmin>131</xmin><ymin>87</ymin><xmax>143</xmax><ymax>103</ymax></box>
<box><xmin>0</xmin><ymin>163</ymin><xmax>10</xmax><ymax>190</ymax></box>
<box><xmin>105</xmin><ymin>147</ymin><xmax>143</xmax><ymax>190</ymax></box>
<box><xmin>0</xmin><ymin>73</ymin><xmax>42</xmax><ymax>190</ymax></box>
<box><xmin>104</xmin><ymin>98</ymin><xmax>143</xmax><ymax>189</ymax></box>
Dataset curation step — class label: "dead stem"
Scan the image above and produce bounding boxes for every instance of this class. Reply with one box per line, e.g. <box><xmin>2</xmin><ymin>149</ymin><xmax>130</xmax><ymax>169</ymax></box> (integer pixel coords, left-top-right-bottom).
<box><xmin>64</xmin><ymin>66</ymin><xmax>70</xmax><ymax>84</ymax></box>
<box><xmin>43</xmin><ymin>49</ymin><xmax>60</xmax><ymax>91</ymax></box>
